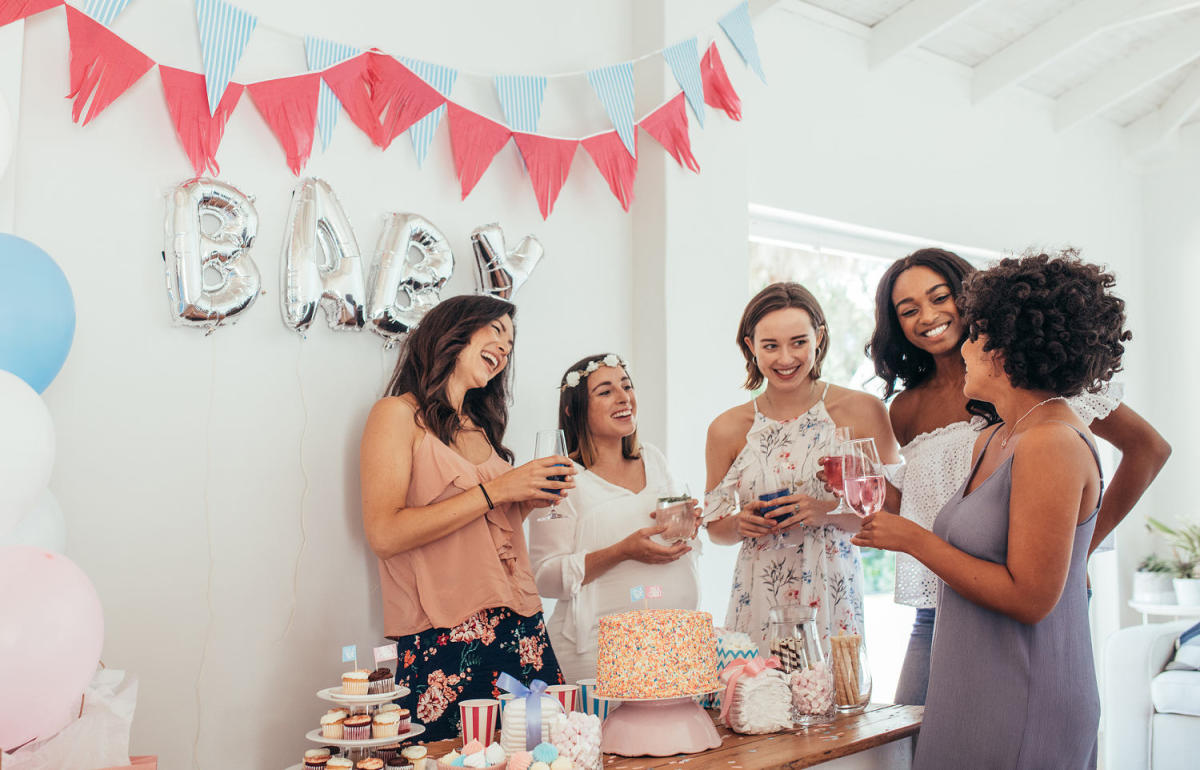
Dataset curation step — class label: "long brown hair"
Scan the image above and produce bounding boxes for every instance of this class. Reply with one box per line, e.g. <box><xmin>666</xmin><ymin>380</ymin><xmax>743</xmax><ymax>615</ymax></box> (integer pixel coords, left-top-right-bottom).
<box><xmin>385</xmin><ymin>295</ymin><xmax>516</xmax><ymax>462</ymax></box>
<box><xmin>557</xmin><ymin>354</ymin><xmax>641</xmax><ymax>468</ymax></box>
<box><xmin>737</xmin><ymin>282</ymin><xmax>828</xmax><ymax>389</ymax></box>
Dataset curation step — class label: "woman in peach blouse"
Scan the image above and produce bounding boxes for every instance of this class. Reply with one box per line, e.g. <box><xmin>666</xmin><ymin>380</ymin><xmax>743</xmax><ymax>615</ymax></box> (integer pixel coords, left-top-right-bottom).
<box><xmin>360</xmin><ymin>295</ymin><xmax>572</xmax><ymax>740</ymax></box>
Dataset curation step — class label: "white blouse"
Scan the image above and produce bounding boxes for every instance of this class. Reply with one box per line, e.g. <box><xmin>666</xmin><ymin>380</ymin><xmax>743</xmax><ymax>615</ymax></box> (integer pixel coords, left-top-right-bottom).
<box><xmin>528</xmin><ymin>443</ymin><xmax>700</xmax><ymax>682</ymax></box>
<box><xmin>890</xmin><ymin>384</ymin><xmax>1123</xmax><ymax>608</ymax></box>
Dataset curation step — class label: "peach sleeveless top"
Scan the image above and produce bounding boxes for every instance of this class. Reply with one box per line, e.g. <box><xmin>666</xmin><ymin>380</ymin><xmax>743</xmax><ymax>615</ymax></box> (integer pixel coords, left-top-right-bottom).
<box><xmin>378</xmin><ymin>432</ymin><xmax>542</xmax><ymax>636</ymax></box>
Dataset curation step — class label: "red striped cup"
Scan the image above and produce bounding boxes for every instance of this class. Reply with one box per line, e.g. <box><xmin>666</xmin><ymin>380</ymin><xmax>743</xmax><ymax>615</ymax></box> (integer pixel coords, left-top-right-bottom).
<box><xmin>545</xmin><ymin>684</ymin><xmax>578</xmax><ymax>713</ymax></box>
<box><xmin>459</xmin><ymin>699</ymin><xmax>499</xmax><ymax>745</ymax></box>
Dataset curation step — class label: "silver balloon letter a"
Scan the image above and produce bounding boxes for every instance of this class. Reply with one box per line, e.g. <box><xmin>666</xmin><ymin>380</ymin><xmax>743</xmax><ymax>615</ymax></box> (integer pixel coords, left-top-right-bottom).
<box><xmin>163</xmin><ymin>178</ymin><xmax>261</xmax><ymax>331</ymax></box>
<box><xmin>281</xmin><ymin>178</ymin><xmax>366</xmax><ymax>333</ymax></box>
<box><xmin>366</xmin><ymin>214</ymin><xmax>454</xmax><ymax>343</ymax></box>
<box><xmin>470</xmin><ymin>223</ymin><xmax>543</xmax><ymax>299</ymax></box>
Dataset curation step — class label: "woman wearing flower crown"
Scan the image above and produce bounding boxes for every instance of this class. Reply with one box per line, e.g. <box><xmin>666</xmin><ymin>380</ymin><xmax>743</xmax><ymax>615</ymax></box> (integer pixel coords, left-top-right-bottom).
<box><xmin>529</xmin><ymin>353</ymin><xmax>702</xmax><ymax>681</ymax></box>
<box><xmin>704</xmin><ymin>283</ymin><xmax>902</xmax><ymax>649</ymax></box>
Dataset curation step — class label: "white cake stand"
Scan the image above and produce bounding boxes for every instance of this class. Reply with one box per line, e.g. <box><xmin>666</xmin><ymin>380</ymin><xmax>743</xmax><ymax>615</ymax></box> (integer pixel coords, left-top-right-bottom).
<box><xmin>593</xmin><ymin>691</ymin><xmax>721</xmax><ymax>757</ymax></box>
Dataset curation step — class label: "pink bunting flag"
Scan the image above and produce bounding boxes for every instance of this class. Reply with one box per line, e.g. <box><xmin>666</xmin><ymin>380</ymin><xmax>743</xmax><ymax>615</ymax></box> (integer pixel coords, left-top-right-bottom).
<box><xmin>159</xmin><ymin>65</ymin><xmax>243</xmax><ymax>176</ymax></box>
<box><xmin>321</xmin><ymin>50</ymin><xmax>444</xmax><ymax>150</ymax></box>
<box><xmin>64</xmin><ymin>7</ymin><xmax>153</xmax><ymax>126</ymax></box>
<box><xmin>446</xmin><ymin>102</ymin><xmax>512</xmax><ymax>200</ymax></box>
<box><xmin>639</xmin><ymin>93</ymin><xmax>699</xmax><ymax>173</ymax></box>
<box><xmin>581</xmin><ymin>130</ymin><xmax>637</xmax><ymax>212</ymax></box>
<box><xmin>513</xmin><ymin>133</ymin><xmax>578</xmax><ymax>220</ymax></box>
<box><xmin>701</xmin><ymin>43</ymin><xmax>742</xmax><ymax>121</ymax></box>
<box><xmin>247</xmin><ymin>73</ymin><xmax>319</xmax><ymax>175</ymax></box>
<box><xmin>0</xmin><ymin>0</ymin><xmax>62</xmax><ymax>27</ymax></box>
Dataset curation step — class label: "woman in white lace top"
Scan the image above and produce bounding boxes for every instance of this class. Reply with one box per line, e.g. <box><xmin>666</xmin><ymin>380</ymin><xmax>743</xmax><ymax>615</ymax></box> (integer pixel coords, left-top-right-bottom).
<box><xmin>866</xmin><ymin>248</ymin><xmax>1171</xmax><ymax>705</ymax></box>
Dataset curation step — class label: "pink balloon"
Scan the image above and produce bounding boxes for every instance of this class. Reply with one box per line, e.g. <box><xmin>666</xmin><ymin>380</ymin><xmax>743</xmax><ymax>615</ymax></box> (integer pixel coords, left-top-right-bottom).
<box><xmin>0</xmin><ymin>546</ymin><xmax>103</xmax><ymax>751</ymax></box>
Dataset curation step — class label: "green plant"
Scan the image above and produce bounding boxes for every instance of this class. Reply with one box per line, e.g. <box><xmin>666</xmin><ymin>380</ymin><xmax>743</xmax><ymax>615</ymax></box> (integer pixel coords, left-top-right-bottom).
<box><xmin>1146</xmin><ymin>517</ymin><xmax>1200</xmax><ymax>579</ymax></box>
<box><xmin>1136</xmin><ymin>554</ymin><xmax>1174</xmax><ymax>574</ymax></box>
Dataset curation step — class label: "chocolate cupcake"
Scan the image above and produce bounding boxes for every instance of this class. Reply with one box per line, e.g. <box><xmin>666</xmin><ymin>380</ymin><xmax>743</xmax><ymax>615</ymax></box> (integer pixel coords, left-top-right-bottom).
<box><xmin>368</xmin><ymin>668</ymin><xmax>393</xmax><ymax>694</ymax></box>
<box><xmin>343</xmin><ymin>714</ymin><xmax>371</xmax><ymax>741</ymax></box>
<box><xmin>385</xmin><ymin>759</ymin><xmax>413</xmax><ymax>769</ymax></box>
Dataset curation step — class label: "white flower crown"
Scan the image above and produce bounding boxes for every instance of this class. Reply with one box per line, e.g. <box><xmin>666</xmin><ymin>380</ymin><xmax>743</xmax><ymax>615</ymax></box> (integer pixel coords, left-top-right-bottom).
<box><xmin>560</xmin><ymin>354</ymin><xmax>629</xmax><ymax>390</ymax></box>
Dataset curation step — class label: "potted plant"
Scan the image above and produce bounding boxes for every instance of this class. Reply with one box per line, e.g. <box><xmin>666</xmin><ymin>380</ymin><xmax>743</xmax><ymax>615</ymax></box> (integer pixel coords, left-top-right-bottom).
<box><xmin>1132</xmin><ymin>554</ymin><xmax>1177</xmax><ymax>604</ymax></box>
<box><xmin>1146</xmin><ymin>517</ymin><xmax>1200</xmax><ymax>606</ymax></box>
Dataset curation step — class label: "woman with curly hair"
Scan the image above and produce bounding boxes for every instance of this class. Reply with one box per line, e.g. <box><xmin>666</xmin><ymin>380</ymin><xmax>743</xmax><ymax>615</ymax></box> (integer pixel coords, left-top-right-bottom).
<box><xmin>360</xmin><ymin>295</ymin><xmax>569</xmax><ymax>740</ymax></box>
<box><xmin>854</xmin><ymin>252</ymin><xmax>1145</xmax><ymax>767</ymax></box>
<box><xmin>866</xmin><ymin>248</ymin><xmax>1168</xmax><ymax>706</ymax></box>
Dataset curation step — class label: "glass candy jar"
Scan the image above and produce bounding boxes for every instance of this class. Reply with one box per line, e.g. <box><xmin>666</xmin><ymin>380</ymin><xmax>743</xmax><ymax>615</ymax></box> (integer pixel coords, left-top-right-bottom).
<box><xmin>830</xmin><ymin>632</ymin><xmax>871</xmax><ymax>715</ymax></box>
<box><xmin>766</xmin><ymin>605</ymin><xmax>835</xmax><ymax>726</ymax></box>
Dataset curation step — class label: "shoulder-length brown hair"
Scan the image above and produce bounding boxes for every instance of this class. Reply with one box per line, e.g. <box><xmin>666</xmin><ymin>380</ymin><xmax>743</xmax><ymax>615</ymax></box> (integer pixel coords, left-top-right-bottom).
<box><xmin>385</xmin><ymin>294</ymin><xmax>516</xmax><ymax>462</ymax></box>
<box><xmin>557</xmin><ymin>353</ymin><xmax>641</xmax><ymax>469</ymax></box>
<box><xmin>737</xmin><ymin>282</ymin><xmax>828</xmax><ymax>390</ymax></box>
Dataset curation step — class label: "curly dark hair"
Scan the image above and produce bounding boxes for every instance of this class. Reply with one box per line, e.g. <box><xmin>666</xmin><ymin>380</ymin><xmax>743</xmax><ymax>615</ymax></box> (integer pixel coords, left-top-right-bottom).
<box><xmin>960</xmin><ymin>250</ymin><xmax>1130</xmax><ymax>397</ymax></box>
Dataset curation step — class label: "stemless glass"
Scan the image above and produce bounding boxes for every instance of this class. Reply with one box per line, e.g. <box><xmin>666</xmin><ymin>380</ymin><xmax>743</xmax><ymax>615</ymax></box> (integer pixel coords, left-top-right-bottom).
<box><xmin>843</xmin><ymin>438</ymin><xmax>885</xmax><ymax>518</ymax></box>
<box><xmin>758</xmin><ymin>467</ymin><xmax>793</xmax><ymax>550</ymax></box>
<box><xmin>819</xmin><ymin>426</ymin><xmax>854</xmax><ymax>516</ymax></box>
<box><xmin>534</xmin><ymin>429</ymin><xmax>570</xmax><ymax>521</ymax></box>
<box><xmin>656</xmin><ymin>481</ymin><xmax>693</xmax><ymax>543</ymax></box>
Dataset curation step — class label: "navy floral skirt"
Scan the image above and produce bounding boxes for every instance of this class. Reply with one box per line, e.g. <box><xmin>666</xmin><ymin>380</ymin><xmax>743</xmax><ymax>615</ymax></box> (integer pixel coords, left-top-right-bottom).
<box><xmin>391</xmin><ymin>607</ymin><xmax>563</xmax><ymax>742</ymax></box>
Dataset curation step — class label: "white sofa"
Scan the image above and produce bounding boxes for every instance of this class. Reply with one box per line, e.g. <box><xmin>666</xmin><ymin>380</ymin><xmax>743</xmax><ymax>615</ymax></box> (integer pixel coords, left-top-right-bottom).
<box><xmin>1104</xmin><ymin>621</ymin><xmax>1199</xmax><ymax>770</ymax></box>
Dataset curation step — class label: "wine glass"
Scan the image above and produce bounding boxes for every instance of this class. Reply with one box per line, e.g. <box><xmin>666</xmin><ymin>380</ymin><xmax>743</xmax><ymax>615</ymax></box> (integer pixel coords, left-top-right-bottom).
<box><xmin>819</xmin><ymin>427</ymin><xmax>854</xmax><ymax>516</ymax></box>
<box><xmin>534</xmin><ymin>429</ymin><xmax>570</xmax><ymax>521</ymax></box>
<box><xmin>842</xmin><ymin>438</ymin><xmax>885</xmax><ymax>518</ymax></box>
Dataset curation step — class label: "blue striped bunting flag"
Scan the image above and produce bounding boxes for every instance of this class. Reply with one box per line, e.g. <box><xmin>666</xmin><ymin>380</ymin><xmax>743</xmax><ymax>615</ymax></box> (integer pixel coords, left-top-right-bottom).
<box><xmin>82</xmin><ymin>0</ymin><xmax>133</xmax><ymax>26</ymax></box>
<box><xmin>494</xmin><ymin>75</ymin><xmax>547</xmax><ymax>133</ymax></box>
<box><xmin>401</xmin><ymin>57</ymin><xmax>458</xmax><ymax>167</ymax></box>
<box><xmin>587</xmin><ymin>62</ymin><xmax>636</xmax><ymax>157</ymax></box>
<box><xmin>195</xmin><ymin>0</ymin><xmax>258</xmax><ymax>115</ymax></box>
<box><xmin>662</xmin><ymin>37</ymin><xmax>705</xmax><ymax>127</ymax></box>
<box><xmin>305</xmin><ymin>36</ymin><xmax>361</xmax><ymax>151</ymax></box>
<box><xmin>718</xmin><ymin>1</ymin><xmax>765</xmax><ymax>83</ymax></box>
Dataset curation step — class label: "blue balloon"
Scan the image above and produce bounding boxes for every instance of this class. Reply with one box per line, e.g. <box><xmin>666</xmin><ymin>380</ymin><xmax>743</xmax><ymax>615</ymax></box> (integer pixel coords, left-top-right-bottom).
<box><xmin>0</xmin><ymin>234</ymin><xmax>75</xmax><ymax>393</ymax></box>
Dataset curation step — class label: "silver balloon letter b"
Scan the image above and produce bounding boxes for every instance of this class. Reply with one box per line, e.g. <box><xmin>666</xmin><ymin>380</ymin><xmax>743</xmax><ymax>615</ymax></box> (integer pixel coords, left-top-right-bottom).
<box><xmin>281</xmin><ymin>178</ymin><xmax>366</xmax><ymax>333</ymax></box>
<box><xmin>366</xmin><ymin>214</ymin><xmax>454</xmax><ymax>343</ymax></box>
<box><xmin>470</xmin><ymin>223</ymin><xmax>543</xmax><ymax>299</ymax></box>
<box><xmin>163</xmin><ymin>178</ymin><xmax>261</xmax><ymax>330</ymax></box>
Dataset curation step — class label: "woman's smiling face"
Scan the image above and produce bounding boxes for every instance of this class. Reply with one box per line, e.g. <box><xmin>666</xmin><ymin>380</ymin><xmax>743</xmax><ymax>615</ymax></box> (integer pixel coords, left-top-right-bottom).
<box><xmin>585</xmin><ymin>365</ymin><xmax>637</xmax><ymax>440</ymax></box>
<box><xmin>746</xmin><ymin>307</ymin><xmax>823</xmax><ymax>390</ymax></box>
<box><xmin>891</xmin><ymin>265</ymin><xmax>965</xmax><ymax>357</ymax></box>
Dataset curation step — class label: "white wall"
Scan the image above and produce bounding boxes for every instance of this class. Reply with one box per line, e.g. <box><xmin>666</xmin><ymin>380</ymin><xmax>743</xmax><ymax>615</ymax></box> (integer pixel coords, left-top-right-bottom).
<box><xmin>1</xmin><ymin>0</ymin><xmax>1170</xmax><ymax>766</ymax></box>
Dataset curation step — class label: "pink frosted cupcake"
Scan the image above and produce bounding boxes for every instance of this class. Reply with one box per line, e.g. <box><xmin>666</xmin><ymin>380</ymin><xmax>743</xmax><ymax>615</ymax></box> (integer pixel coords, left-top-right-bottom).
<box><xmin>373</xmin><ymin>710</ymin><xmax>401</xmax><ymax>738</ymax></box>
<box><xmin>343</xmin><ymin>714</ymin><xmax>371</xmax><ymax>740</ymax></box>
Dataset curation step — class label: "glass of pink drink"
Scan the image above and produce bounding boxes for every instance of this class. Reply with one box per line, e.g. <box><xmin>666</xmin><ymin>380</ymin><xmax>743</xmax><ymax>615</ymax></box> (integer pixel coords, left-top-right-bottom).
<box><xmin>843</xmin><ymin>437</ymin><xmax>885</xmax><ymax>518</ymax></box>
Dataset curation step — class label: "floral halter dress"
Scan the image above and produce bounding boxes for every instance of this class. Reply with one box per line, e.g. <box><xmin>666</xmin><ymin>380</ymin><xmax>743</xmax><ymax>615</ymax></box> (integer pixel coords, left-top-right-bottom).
<box><xmin>705</xmin><ymin>385</ymin><xmax>866</xmax><ymax>649</ymax></box>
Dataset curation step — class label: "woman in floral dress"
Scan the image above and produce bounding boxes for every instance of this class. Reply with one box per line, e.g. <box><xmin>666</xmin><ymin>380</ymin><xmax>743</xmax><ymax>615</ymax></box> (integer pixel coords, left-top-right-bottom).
<box><xmin>360</xmin><ymin>295</ymin><xmax>569</xmax><ymax>740</ymax></box>
<box><xmin>704</xmin><ymin>283</ymin><xmax>901</xmax><ymax>648</ymax></box>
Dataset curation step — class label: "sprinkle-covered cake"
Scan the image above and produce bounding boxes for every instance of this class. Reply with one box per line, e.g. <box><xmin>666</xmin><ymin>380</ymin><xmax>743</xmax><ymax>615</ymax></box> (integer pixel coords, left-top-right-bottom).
<box><xmin>595</xmin><ymin>609</ymin><xmax>719</xmax><ymax>698</ymax></box>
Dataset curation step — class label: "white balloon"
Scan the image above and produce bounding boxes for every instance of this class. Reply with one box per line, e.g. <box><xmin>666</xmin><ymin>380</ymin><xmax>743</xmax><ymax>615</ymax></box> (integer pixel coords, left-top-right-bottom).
<box><xmin>0</xmin><ymin>490</ymin><xmax>65</xmax><ymax>553</ymax></box>
<box><xmin>0</xmin><ymin>91</ymin><xmax>10</xmax><ymax>181</ymax></box>
<box><xmin>0</xmin><ymin>370</ymin><xmax>55</xmax><ymax>535</ymax></box>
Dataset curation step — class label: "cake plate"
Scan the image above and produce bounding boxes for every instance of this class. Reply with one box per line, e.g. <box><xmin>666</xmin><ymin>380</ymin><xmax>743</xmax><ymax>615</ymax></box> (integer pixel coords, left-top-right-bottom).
<box><xmin>304</xmin><ymin>724</ymin><xmax>425</xmax><ymax>748</ymax></box>
<box><xmin>593</xmin><ymin>692</ymin><xmax>720</xmax><ymax>757</ymax></box>
<box><xmin>317</xmin><ymin>685</ymin><xmax>410</xmax><ymax>705</ymax></box>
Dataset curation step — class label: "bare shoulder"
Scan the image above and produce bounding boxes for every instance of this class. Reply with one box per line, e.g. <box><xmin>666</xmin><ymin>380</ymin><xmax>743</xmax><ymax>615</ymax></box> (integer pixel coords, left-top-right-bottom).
<box><xmin>707</xmin><ymin>401</ymin><xmax>755</xmax><ymax>446</ymax></box>
<box><xmin>825</xmin><ymin>384</ymin><xmax>888</xmax><ymax>419</ymax></box>
<box><xmin>888</xmin><ymin>389</ymin><xmax>919</xmax><ymax>434</ymax></box>
<box><xmin>1016</xmin><ymin>420</ymin><xmax>1094</xmax><ymax>463</ymax></box>
<box><xmin>364</xmin><ymin>395</ymin><xmax>422</xmax><ymax>446</ymax></box>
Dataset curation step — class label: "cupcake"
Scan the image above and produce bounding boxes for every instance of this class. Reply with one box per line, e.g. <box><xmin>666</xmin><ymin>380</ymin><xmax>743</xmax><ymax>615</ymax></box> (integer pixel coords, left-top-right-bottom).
<box><xmin>376</xmin><ymin>744</ymin><xmax>401</xmax><ymax>760</ymax></box>
<box><xmin>304</xmin><ymin>748</ymin><xmax>331</xmax><ymax>769</ymax></box>
<box><xmin>328</xmin><ymin>761</ymin><xmax>354</xmax><ymax>770</ymax></box>
<box><xmin>343</xmin><ymin>714</ymin><xmax>372</xmax><ymax>740</ymax></box>
<box><xmin>368</xmin><ymin>667</ymin><xmax>393</xmax><ymax>694</ymax></box>
<box><xmin>356</xmin><ymin>760</ymin><xmax>385</xmax><ymax>770</ymax></box>
<box><xmin>377</xmin><ymin>703</ymin><xmax>401</xmax><ymax>713</ymax></box>
<box><xmin>342</xmin><ymin>670</ymin><xmax>370</xmax><ymax>695</ymax></box>
<box><xmin>385</xmin><ymin>760</ymin><xmax>413</xmax><ymax>770</ymax></box>
<box><xmin>394</xmin><ymin>707</ymin><xmax>411</xmax><ymax>731</ymax></box>
<box><xmin>320</xmin><ymin>711</ymin><xmax>346</xmax><ymax>739</ymax></box>
<box><xmin>373</xmin><ymin>710</ymin><xmax>401</xmax><ymax>739</ymax></box>
<box><xmin>401</xmin><ymin>746</ymin><xmax>427</xmax><ymax>762</ymax></box>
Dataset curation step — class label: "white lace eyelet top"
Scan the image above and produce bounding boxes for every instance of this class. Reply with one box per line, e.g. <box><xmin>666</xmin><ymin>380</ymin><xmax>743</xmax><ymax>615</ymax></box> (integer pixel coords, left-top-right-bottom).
<box><xmin>889</xmin><ymin>383</ymin><xmax>1122</xmax><ymax>608</ymax></box>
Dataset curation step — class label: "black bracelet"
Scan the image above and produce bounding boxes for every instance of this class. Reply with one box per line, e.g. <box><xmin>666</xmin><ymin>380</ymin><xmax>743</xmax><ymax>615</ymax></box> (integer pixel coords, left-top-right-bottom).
<box><xmin>479</xmin><ymin>483</ymin><xmax>495</xmax><ymax>510</ymax></box>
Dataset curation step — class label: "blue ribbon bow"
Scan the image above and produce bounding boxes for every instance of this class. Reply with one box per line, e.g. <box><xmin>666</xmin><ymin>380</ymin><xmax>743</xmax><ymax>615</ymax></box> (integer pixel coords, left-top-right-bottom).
<box><xmin>496</xmin><ymin>673</ymin><xmax>548</xmax><ymax>750</ymax></box>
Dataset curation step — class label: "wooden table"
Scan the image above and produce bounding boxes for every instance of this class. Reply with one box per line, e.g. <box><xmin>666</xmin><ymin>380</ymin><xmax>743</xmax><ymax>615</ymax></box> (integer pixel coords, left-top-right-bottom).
<box><xmin>423</xmin><ymin>704</ymin><xmax>922</xmax><ymax>770</ymax></box>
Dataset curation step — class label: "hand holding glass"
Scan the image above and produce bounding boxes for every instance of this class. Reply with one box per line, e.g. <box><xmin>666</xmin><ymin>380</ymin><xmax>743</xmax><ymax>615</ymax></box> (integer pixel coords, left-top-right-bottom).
<box><xmin>534</xmin><ymin>429</ymin><xmax>571</xmax><ymax>521</ymax></box>
<box><xmin>819</xmin><ymin>427</ymin><xmax>854</xmax><ymax>516</ymax></box>
<box><xmin>843</xmin><ymin>438</ymin><xmax>885</xmax><ymax>518</ymax></box>
<box><xmin>656</xmin><ymin>481</ymin><xmax>694</xmax><ymax>542</ymax></box>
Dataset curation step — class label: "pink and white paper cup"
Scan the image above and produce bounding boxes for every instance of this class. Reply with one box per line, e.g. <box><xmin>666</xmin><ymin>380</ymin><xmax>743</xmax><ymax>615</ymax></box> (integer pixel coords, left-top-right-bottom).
<box><xmin>576</xmin><ymin>679</ymin><xmax>618</xmax><ymax>720</ymax></box>
<box><xmin>545</xmin><ymin>684</ymin><xmax>578</xmax><ymax>713</ymax></box>
<box><xmin>459</xmin><ymin>699</ymin><xmax>500</xmax><ymax>745</ymax></box>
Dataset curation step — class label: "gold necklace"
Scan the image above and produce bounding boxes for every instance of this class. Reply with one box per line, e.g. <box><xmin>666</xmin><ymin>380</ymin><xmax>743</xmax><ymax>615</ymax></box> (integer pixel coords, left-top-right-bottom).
<box><xmin>1000</xmin><ymin>396</ymin><xmax>1065</xmax><ymax>448</ymax></box>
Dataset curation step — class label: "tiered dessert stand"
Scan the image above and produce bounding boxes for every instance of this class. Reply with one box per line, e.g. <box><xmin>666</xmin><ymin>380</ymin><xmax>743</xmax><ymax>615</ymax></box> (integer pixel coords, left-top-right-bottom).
<box><xmin>594</xmin><ymin>690</ymin><xmax>721</xmax><ymax>757</ymax></box>
<box><xmin>284</xmin><ymin>684</ymin><xmax>426</xmax><ymax>769</ymax></box>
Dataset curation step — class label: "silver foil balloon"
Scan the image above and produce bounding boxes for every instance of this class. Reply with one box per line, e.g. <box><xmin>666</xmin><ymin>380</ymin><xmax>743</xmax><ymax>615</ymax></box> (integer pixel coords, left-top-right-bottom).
<box><xmin>163</xmin><ymin>178</ymin><xmax>261</xmax><ymax>330</ymax></box>
<box><xmin>470</xmin><ymin>223</ymin><xmax>544</xmax><ymax>299</ymax></box>
<box><xmin>366</xmin><ymin>213</ymin><xmax>454</xmax><ymax>343</ymax></box>
<box><xmin>281</xmin><ymin>178</ymin><xmax>366</xmax><ymax>333</ymax></box>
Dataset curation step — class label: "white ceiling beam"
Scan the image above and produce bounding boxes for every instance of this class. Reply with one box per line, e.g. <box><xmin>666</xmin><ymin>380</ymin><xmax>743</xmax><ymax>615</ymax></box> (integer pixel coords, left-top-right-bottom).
<box><xmin>1054</xmin><ymin>17</ymin><xmax>1200</xmax><ymax>131</ymax></box>
<box><xmin>972</xmin><ymin>0</ymin><xmax>1200</xmax><ymax>104</ymax></box>
<box><xmin>868</xmin><ymin>0</ymin><xmax>994</xmax><ymax>68</ymax></box>
<box><xmin>1126</xmin><ymin>63</ymin><xmax>1200</xmax><ymax>155</ymax></box>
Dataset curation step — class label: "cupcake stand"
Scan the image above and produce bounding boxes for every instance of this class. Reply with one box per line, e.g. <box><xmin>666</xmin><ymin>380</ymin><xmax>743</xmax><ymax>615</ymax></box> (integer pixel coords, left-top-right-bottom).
<box><xmin>284</xmin><ymin>685</ymin><xmax>426</xmax><ymax>768</ymax></box>
<box><xmin>594</xmin><ymin>690</ymin><xmax>720</xmax><ymax>757</ymax></box>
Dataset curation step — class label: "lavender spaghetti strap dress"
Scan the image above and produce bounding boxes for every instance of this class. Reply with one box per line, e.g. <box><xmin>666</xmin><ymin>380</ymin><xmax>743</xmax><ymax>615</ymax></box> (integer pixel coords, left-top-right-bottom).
<box><xmin>915</xmin><ymin>425</ymin><xmax>1102</xmax><ymax>769</ymax></box>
